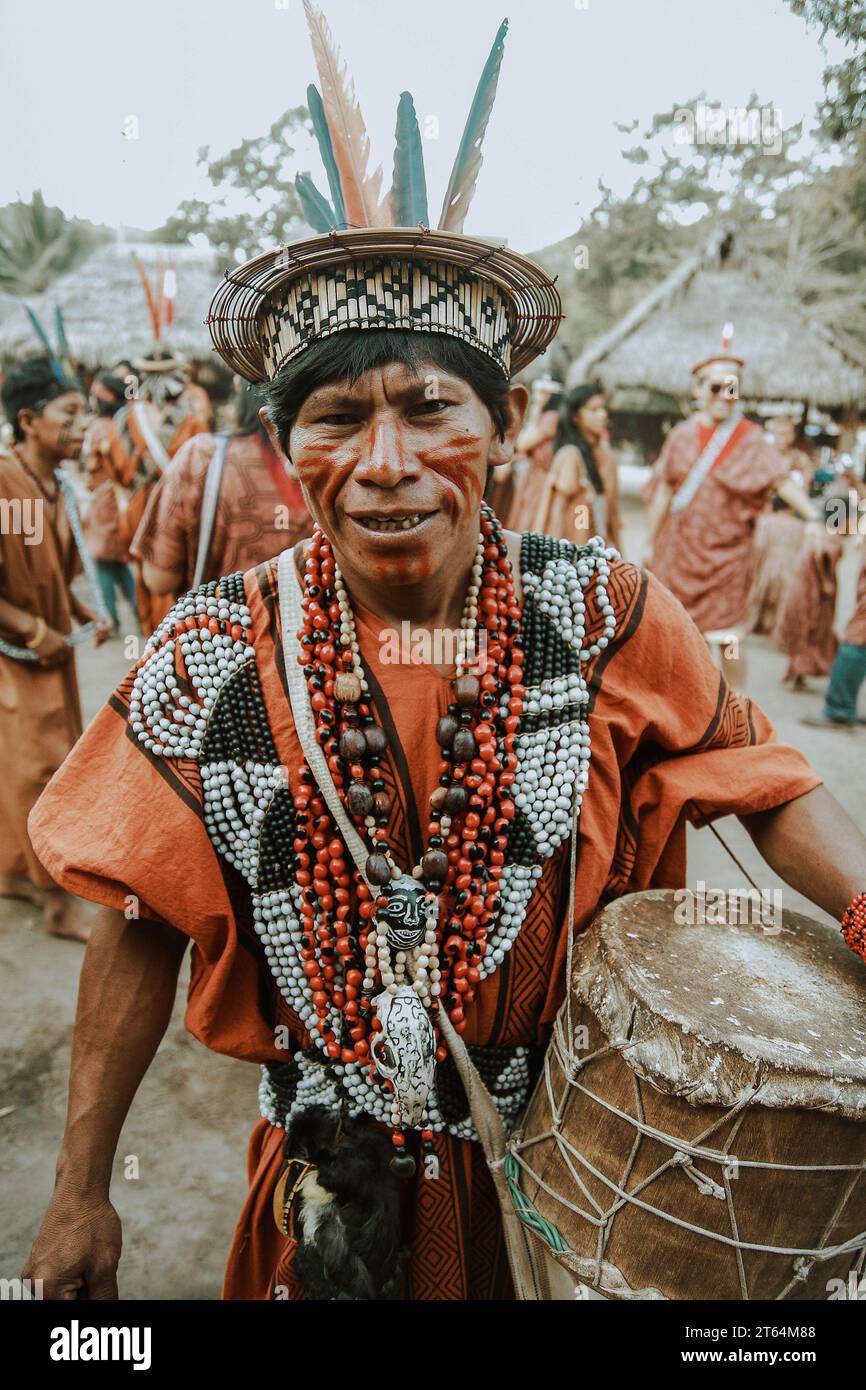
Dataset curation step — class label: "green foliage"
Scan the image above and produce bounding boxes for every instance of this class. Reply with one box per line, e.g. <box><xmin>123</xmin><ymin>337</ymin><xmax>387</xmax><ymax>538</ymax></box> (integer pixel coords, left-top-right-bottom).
<box><xmin>0</xmin><ymin>191</ymin><xmax>103</xmax><ymax>296</ymax></box>
<box><xmin>158</xmin><ymin>106</ymin><xmax>312</xmax><ymax>258</ymax></box>
<box><xmin>787</xmin><ymin>0</ymin><xmax>865</xmax><ymax>140</ymax></box>
<box><xmin>535</xmin><ymin>89</ymin><xmax>866</xmax><ymax>359</ymax></box>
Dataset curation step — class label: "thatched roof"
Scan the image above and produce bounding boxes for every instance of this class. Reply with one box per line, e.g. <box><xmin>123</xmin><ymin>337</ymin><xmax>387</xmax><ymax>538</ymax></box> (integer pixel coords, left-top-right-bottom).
<box><xmin>569</xmin><ymin>231</ymin><xmax>866</xmax><ymax>411</ymax></box>
<box><xmin>0</xmin><ymin>240</ymin><xmax>224</xmax><ymax>366</ymax></box>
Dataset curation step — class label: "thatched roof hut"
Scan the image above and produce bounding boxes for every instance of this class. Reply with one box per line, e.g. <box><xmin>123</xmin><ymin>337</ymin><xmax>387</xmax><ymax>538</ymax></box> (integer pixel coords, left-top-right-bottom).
<box><xmin>569</xmin><ymin>231</ymin><xmax>866</xmax><ymax>412</ymax></box>
<box><xmin>0</xmin><ymin>240</ymin><xmax>224</xmax><ymax>367</ymax></box>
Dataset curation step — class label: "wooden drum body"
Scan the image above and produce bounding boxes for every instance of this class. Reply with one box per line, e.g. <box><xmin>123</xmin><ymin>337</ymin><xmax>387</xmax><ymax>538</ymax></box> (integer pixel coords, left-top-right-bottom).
<box><xmin>512</xmin><ymin>890</ymin><xmax>866</xmax><ymax>1300</ymax></box>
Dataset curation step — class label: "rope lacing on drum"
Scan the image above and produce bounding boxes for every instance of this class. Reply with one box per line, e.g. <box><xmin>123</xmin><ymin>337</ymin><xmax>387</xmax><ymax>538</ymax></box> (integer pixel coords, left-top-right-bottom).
<box><xmin>508</xmin><ymin>1013</ymin><xmax>866</xmax><ymax>1301</ymax></box>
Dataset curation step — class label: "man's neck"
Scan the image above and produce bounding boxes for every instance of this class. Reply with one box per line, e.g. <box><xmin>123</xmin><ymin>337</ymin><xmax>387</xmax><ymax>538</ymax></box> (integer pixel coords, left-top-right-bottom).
<box><xmin>293</xmin><ymin>529</ymin><xmax>524</xmax><ymax>627</ymax></box>
<box><xmin>17</xmin><ymin>439</ymin><xmax>58</xmax><ymax>480</ymax></box>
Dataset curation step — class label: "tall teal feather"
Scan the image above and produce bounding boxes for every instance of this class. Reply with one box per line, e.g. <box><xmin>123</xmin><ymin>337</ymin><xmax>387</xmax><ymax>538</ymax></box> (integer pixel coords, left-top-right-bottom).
<box><xmin>54</xmin><ymin>304</ymin><xmax>72</xmax><ymax>362</ymax></box>
<box><xmin>295</xmin><ymin>173</ymin><xmax>338</xmax><ymax>233</ymax></box>
<box><xmin>24</xmin><ymin>306</ymin><xmax>66</xmax><ymax>385</ymax></box>
<box><xmin>392</xmin><ymin>92</ymin><xmax>428</xmax><ymax>227</ymax></box>
<box><xmin>438</xmin><ymin>19</ymin><xmax>509</xmax><ymax>233</ymax></box>
<box><xmin>307</xmin><ymin>84</ymin><xmax>347</xmax><ymax>229</ymax></box>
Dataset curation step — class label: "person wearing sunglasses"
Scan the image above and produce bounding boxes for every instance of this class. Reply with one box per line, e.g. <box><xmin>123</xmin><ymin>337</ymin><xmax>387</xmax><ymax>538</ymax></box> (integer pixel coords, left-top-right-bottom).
<box><xmin>646</xmin><ymin>350</ymin><xmax>821</xmax><ymax>689</ymax></box>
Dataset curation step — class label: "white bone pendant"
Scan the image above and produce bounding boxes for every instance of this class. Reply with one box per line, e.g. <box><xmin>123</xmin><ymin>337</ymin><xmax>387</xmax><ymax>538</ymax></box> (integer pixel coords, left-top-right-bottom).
<box><xmin>370</xmin><ymin>985</ymin><xmax>436</xmax><ymax>1127</ymax></box>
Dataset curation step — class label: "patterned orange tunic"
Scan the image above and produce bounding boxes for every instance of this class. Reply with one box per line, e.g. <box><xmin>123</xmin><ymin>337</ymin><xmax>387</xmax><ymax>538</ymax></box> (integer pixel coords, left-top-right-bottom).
<box><xmin>27</xmin><ymin>546</ymin><xmax>819</xmax><ymax>1299</ymax></box>
<box><xmin>650</xmin><ymin>417</ymin><xmax>787</xmax><ymax>632</ymax></box>
<box><xmin>131</xmin><ymin>432</ymin><xmax>311</xmax><ymax>590</ymax></box>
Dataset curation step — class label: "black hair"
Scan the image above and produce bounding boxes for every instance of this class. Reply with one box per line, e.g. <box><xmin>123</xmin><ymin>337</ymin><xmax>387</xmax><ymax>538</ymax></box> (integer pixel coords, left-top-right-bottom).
<box><xmin>265</xmin><ymin>330</ymin><xmax>511</xmax><ymax>457</ymax></box>
<box><xmin>555</xmin><ymin>381</ymin><xmax>606</xmax><ymax>495</ymax></box>
<box><xmin>233</xmin><ymin>380</ymin><xmax>271</xmax><ymax>441</ymax></box>
<box><xmin>1</xmin><ymin>357</ymin><xmax>77</xmax><ymax>442</ymax></box>
<box><xmin>93</xmin><ymin>372</ymin><xmax>127</xmax><ymax>418</ymax></box>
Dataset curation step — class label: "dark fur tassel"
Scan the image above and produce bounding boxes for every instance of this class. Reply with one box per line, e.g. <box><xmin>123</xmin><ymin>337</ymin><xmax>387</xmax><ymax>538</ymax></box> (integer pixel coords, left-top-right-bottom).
<box><xmin>285</xmin><ymin>1107</ymin><xmax>406</xmax><ymax>1299</ymax></box>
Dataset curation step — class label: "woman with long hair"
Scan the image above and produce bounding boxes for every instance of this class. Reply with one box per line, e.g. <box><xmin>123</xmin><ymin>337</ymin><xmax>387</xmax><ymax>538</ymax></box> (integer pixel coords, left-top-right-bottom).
<box><xmin>533</xmin><ymin>382</ymin><xmax>622</xmax><ymax>550</ymax></box>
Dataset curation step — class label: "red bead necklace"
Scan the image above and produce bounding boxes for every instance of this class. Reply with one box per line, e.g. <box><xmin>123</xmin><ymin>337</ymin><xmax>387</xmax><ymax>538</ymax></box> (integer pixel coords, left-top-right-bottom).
<box><xmin>292</xmin><ymin>505</ymin><xmax>524</xmax><ymax>1098</ymax></box>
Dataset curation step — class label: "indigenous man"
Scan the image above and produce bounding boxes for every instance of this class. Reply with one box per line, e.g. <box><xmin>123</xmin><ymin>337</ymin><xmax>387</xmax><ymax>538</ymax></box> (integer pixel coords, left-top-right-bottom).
<box><xmin>22</xmin><ymin>13</ymin><xmax>866</xmax><ymax>1302</ymax></box>
<box><xmin>130</xmin><ymin>383</ymin><xmax>310</xmax><ymax>599</ymax></box>
<box><xmin>804</xmin><ymin>546</ymin><xmax>866</xmax><ymax>729</ymax></box>
<box><xmin>81</xmin><ymin>372</ymin><xmax>138</xmax><ymax>635</ymax></box>
<box><xmin>107</xmin><ymin>350</ymin><xmax>209</xmax><ymax>631</ymax></box>
<box><xmin>0</xmin><ymin>359</ymin><xmax>110</xmax><ymax>940</ymax></box>
<box><xmin>646</xmin><ymin>352</ymin><xmax>821</xmax><ymax>688</ymax></box>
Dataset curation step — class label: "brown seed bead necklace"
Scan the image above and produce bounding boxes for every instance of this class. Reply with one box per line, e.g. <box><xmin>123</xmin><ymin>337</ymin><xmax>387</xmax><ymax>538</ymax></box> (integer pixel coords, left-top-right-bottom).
<box><xmin>295</xmin><ymin>505</ymin><xmax>525</xmax><ymax>1062</ymax></box>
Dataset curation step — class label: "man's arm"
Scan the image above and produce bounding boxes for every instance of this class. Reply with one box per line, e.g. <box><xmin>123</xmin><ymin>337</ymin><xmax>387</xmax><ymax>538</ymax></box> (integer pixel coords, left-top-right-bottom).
<box><xmin>0</xmin><ymin>595</ymin><xmax>70</xmax><ymax>666</ymax></box>
<box><xmin>645</xmin><ymin>479</ymin><xmax>673</xmax><ymax>555</ymax></box>
<box><xmin>23</xmin><ymin>907</ymin><xmax>188</xmax><ymax>1299</ymax></box>
<box><xmin>141</xmin><ymin>557</ymin><xmax>183</xmax><ymax>596</ymax></box>
<box><xmin>740</xmin><ymin>783</ymin><xmax>866</xmax><ymax>924</ymax></box>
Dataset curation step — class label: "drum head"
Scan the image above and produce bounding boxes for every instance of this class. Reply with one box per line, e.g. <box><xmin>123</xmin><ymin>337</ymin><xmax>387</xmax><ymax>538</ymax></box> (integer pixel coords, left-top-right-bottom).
<box><xmin>575</xmin><ymin>889</ymin><xmax>866</xmax><ymax>1118</ymax></box>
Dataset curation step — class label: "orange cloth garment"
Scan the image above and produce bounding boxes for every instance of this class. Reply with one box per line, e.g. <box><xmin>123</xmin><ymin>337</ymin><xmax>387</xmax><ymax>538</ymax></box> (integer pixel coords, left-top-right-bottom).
<box><xmin>649</xmin><ymin>416</ymin><xmax>787</xmax><ymax>632</ymax></box>
<box><xmin>843</xmin><ymin>548</ymin><xmax>866</xmax><ymax>647</ymax></box>
<box><xmin>775</xmin><ymin>539</ymin><xmax>841</xmax><ymax>681</ymax></box>
<box><xmin>27</xmin><ymin>553</ymin><xmax>820</xmax><ymax>1298</ymax></box>
<box><xmin>131</xmin><ymin>432</ymin><xmax>310</xmax><ymax>590</ymax></box>
<box><xmin>506</xmin><ymin>409</ymin><xmax>559</xmax><ymax>532</ymax></box>
<box><xmin>0</xmin><ymin>454</ymin><xmax>83</xmax><ymax>888</ymax></box>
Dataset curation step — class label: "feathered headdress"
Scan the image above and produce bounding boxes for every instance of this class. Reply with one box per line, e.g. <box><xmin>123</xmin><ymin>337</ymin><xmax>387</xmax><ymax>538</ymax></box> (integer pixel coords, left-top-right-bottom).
<box><xmin>207</xmin><ymin>6</ymin><xmax>561</xmax><ymax>383</ymax></box>
<box><xmin>23</xmin><ymin>305</ymin><xmax>79</xmax><ymax>388</ymax></box>
<box><xmin>691</xmin><ymin>322</ymin><xmax>746</xmax><ymax>376</ymax></box>
<box><xmin>132</xmin><ymin>253</ymin><xmax>177</xmax><ymax>345</ymax></box>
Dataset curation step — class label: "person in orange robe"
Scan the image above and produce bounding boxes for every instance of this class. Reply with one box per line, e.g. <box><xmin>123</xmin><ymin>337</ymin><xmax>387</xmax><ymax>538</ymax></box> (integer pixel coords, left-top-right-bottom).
<box><xmin>22</xmin><ymin>331</ymin><xmax>866</xmax><ymax>1302</ymax></box>
<box><xmin>804</xmin><ymin>545</ymin><xmax>866</xmax><ymax>729</ymax></box>
<box><xmin>646</xmin><ymin>353</ymin><xmax>820</xmax><ymax>689</ymax></box>
<box><xmin>0</xmin><ymin>358</ymin><xmax>110</xmax><ymax>940</ymax></box>
<box><xmin>130</xmin><ymin>384</ymin><xmax>311</xmax><ymax>597</ymax></box>
<box><xmin>531</xmin><ymin>382</ymin><xmax>622</xmax><ymax>551</ymax></box>
<box><xmin>503</xmin><ymin>377</ymin><xmax>562</xmax><ymax>532</ymax></box>
<box><xmin>747</xmin><ymin>413</ymin><xmax>815</xmax><ymax>639</ymax></box>
<box><xmin>106</xmin><ymin>352</ymin><xmax>209</xmax><ymax>631</ymax></box>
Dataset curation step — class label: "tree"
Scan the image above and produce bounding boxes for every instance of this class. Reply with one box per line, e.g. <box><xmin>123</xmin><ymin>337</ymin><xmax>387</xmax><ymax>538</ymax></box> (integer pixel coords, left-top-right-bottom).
<box><xmin>0</xmin><ymin>191</ymin><xmax>103</xmax><ymax>296</ymax></box>
<box><xmin>538</xmin><ymin>95</ymin><xmax>814</xmax><ymax>355</ymax></box>
<box><xmin>159</xmin><ymin>107</ymin><xmax>311</xmax><ymax>259</ymax></box>
<box><xmin>787</xmin><ymin>0</ymin><xmax>865</xmax><ymax>141</ymax></box>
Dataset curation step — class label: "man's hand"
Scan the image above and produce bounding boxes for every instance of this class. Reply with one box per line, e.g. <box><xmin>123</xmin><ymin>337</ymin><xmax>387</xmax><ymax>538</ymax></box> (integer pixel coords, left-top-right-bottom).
<box><xmin>23</xmin><ymin>1188</ymin><xmax>122</xmax><ymax>1300</ymax></box>
<box><xmin>94</xmin><ymin>615</ymin><xmax>114</xmax><ymax>646</ymax></box>
<box><xmin>34</xmin><ymin>626</ymin><xmax>72</xmax><ymax>667</ymax></box>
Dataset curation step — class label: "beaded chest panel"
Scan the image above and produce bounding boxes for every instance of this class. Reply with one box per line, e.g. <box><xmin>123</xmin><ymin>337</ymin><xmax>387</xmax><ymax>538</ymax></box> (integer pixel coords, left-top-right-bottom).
<box><xmin>130</xmin><ymin>535</ymin><xmax>617</xmax><ymax>1139</ymax></box>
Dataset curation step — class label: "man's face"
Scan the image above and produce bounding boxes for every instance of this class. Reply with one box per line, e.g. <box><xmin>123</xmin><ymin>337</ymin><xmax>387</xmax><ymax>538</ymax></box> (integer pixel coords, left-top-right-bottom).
<box><xmin>281</xmin><ymin>360</ymin><xmax>525</xmax><ymax>589</ymax></box>
<box><xmin>694</xmin><ymin>365</ymin><xmax>739</xmax><ymax>423</ymax></box>
<box><xmin>23</xmin><ymin>390</ymin><xmax>89</xmax><ymax>461</ymax></box>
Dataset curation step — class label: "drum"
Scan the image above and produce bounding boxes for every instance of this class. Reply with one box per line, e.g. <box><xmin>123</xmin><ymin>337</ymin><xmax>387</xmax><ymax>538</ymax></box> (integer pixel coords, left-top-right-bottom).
<box><xmin>508</xmin><ymin>889</ymin><xmax>866</xmax><ymax>1300</ymax></box>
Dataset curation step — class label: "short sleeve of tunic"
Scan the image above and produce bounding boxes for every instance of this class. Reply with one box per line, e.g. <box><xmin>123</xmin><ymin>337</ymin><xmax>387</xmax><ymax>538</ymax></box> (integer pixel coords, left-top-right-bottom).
<box><xmin>27</xmin><ymin>579</ymin><xmax>284</xmax><ymax>1061</ymax></box>
<box><xmin>580</xmin><ymin>564</ymin><xmax>822</xmax><ymax>902</ymax></box>
<box><xmin>130</xmin><ymin>434</ymin><xmax>214</xmax><ymax>578</ymax></box>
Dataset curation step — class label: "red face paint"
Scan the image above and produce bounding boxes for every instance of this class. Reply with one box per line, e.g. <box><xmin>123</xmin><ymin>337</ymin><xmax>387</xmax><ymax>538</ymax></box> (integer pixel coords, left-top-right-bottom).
<box><xmin>290</xmin><ymin>368</ymin><xmax>497</xmax><ymax>610</ymax></box>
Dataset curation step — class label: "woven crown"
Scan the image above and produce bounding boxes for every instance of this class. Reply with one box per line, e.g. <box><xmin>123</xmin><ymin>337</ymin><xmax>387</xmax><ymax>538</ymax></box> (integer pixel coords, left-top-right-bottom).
<box><xmin>206</xmin><ymin>6</ymin><xmax>561</xmax><ymax>383</ymax></box>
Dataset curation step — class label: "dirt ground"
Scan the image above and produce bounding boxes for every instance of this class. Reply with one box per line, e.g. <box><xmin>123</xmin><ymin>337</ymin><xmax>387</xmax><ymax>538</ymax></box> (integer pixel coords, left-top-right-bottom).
<box><xmin>2</xmin><ymin>498</ymin><xmax>865</xmax><ymax>1299</ymax></box>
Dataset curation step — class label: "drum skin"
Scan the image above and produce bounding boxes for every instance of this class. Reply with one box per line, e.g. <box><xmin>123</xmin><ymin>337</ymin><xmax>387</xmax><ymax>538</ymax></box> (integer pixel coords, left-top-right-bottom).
<box><xmin>516</xmin><ymin>890</ymin><xmax>866</xmax><ymax>1300</ymax></box>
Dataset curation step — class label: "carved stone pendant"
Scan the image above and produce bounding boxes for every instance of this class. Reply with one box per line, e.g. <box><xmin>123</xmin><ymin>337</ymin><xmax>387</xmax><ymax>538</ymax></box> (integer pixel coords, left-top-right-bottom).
<box><xmin>370</xmin><ymin>985</ymin><xmax>436</xmax><ymax>1127</ymax></box>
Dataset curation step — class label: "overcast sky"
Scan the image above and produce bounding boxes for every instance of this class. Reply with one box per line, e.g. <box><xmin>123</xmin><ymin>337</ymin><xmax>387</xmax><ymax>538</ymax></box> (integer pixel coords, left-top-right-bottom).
<box><xmin>0</xmin><ymin>0</ymin><xmax>845</xmax><ymax>253</ymax></box>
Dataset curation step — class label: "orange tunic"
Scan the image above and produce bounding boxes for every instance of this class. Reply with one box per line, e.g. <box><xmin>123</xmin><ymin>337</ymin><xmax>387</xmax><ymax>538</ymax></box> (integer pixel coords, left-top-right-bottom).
<box><xmin>650</xmin><ymin>417</ymin><xmax>787</xmax><ymax>632</ymax></box>
<box><xmin>27</xmin><ymin>550</ymin><xmax>820</xmax><ymax>1298</ymax></box>
<box><xmin>0</xmin><ymin>455</ymin><xmax>83</xmax><ymax>887</ymax></box>
<box><xmin>131</xmin><ymin>432</ymin><xmax>310</xmax><ymax>590</ymax></box>
<box><xmin>507</xmin><ymin>410</ymin><xmax>559</xmax><ymax>533</ymax></box>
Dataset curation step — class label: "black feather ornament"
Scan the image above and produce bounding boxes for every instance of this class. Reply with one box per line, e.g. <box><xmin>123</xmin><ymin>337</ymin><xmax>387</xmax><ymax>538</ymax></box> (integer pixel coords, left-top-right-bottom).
<box><xmin>284</xmin><ymin>1106</ymin><xmax>407</xmax><ymax>1300</ymax></box>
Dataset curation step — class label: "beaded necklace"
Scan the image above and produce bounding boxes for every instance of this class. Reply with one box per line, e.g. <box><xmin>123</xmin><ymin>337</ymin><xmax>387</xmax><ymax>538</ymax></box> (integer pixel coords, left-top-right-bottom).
<box><xmin>293</xmin><ymin>504</ymin><xmax>524</xmax><ymax>1165</ymax></box>
<box><xmin>129</xmin><ymin>531</ymin><xmax>619</xmax><ymax>1156</ymax></box>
